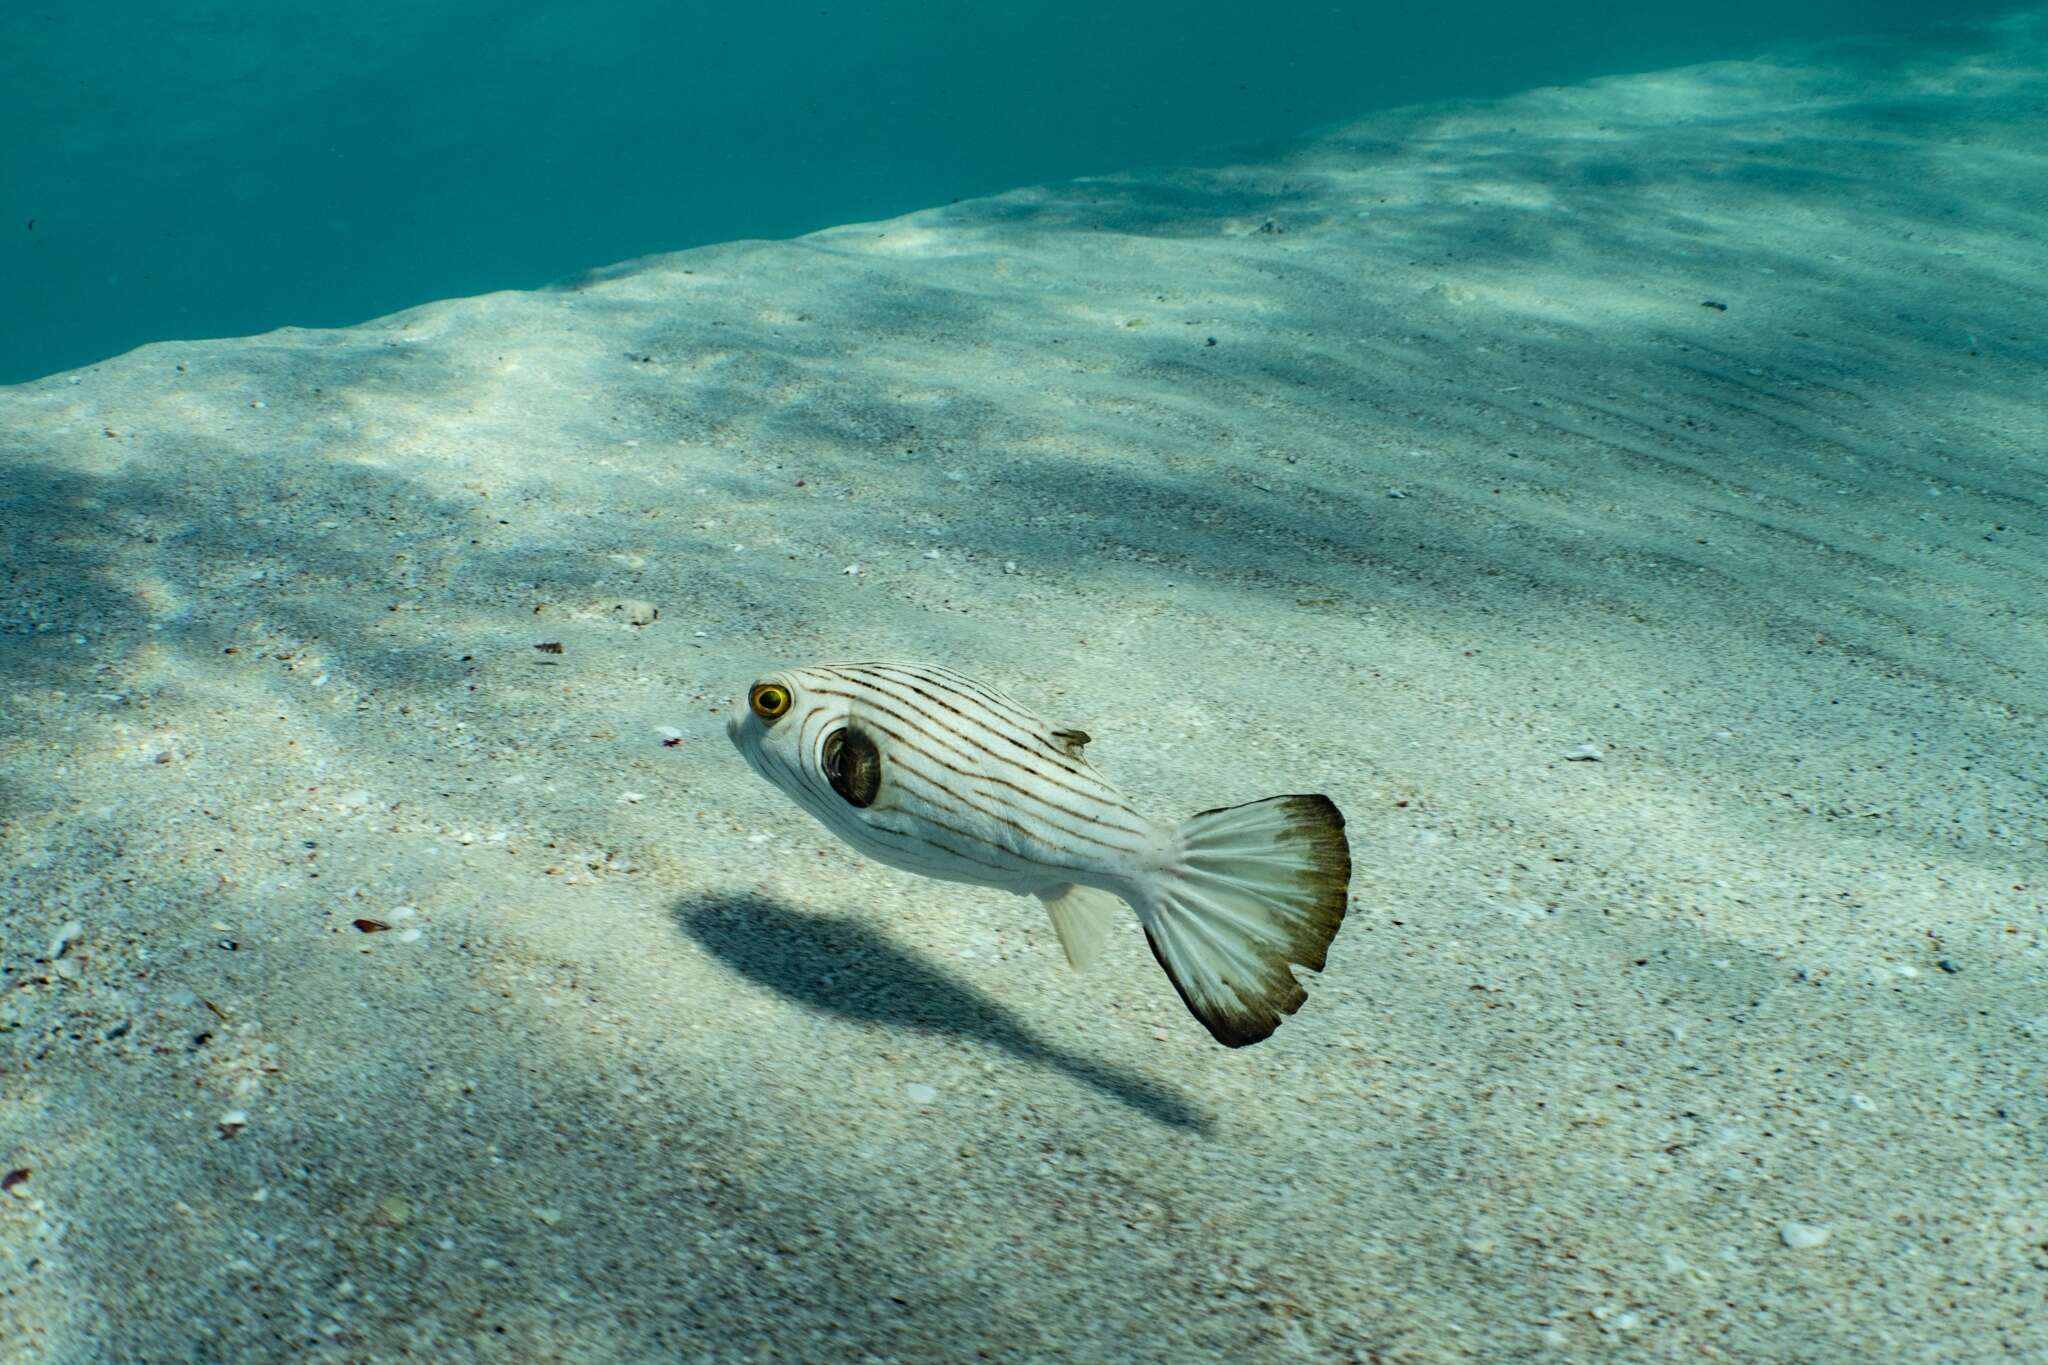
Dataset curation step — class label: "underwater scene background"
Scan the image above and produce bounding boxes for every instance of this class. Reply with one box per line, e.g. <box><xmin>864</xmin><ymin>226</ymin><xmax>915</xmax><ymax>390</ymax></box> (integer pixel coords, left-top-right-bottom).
<box><xmin>0</xmin><ymin>0</ymin><xmax>2029</xmax><ymax>385</ymax></box>
<box><xmin>1</xmin><ymin>4</ymin><xmax>2043</xmax><ymax>1361</ymax></box>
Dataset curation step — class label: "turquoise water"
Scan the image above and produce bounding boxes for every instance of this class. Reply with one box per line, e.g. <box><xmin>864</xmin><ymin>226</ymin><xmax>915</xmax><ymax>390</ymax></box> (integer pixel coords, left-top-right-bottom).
<box><xmin>0</xmin><ymin>0</ymin><xmax>2020</xmax><ymax>385</ymax></box>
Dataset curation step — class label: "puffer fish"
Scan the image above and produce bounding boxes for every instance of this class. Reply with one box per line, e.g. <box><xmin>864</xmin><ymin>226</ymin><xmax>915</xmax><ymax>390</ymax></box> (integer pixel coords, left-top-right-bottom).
<box><xmin>725</xmin><ymin>660</ymin><xmax>1351</xmax><ymax>1047</ymax></box>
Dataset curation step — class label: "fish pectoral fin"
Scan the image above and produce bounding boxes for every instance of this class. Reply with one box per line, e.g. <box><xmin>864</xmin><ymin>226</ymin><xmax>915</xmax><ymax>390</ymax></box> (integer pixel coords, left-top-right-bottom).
<box><xmin>1036</xmin><ymin>882</ymin><xmax>1122</xmax><ymax>971</ymax></box>
<box><xmin>1049</xmin><ymin>728</ymin><xmax>1091</xmax><ymax>758</ymax></box>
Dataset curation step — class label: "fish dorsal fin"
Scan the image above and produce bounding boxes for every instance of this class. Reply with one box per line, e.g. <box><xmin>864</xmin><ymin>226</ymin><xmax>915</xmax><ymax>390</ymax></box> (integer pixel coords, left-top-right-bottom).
<box><xmin>1050</xmin><ymin>728</ymin><xmax>1091</xmax><ymax>759</ymax></box>
<box><xmin>1035</xmin><ymin>882</ymin><xmax>1122</xmax><ymax>970</ymax></box>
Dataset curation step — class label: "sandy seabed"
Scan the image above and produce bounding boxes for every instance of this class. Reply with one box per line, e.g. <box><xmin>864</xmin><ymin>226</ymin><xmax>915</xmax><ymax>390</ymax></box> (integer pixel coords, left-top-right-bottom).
<box><xmin>3</xmin><ymin>11</ymin><xmax>2044</xmax><ymax>1363</ymax></box>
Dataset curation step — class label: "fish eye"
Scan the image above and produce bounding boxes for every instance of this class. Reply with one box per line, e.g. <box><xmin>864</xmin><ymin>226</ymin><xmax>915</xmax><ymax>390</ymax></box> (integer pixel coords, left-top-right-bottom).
<box><xmin>749</xmin><ymin>681</ymin><xmax>792</xmax><ymax>722</ymax></box>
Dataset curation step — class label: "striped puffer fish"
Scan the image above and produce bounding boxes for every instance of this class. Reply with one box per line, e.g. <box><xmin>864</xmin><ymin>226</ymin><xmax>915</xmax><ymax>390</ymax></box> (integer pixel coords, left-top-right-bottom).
<box><xmin>725</xmin><ymin>661</ymin><xmax>1351</xmax><ymax>1047</ymax></box>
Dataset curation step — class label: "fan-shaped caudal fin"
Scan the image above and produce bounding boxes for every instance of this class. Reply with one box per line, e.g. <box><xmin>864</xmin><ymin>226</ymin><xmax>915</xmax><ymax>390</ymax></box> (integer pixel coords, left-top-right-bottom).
<box><xmin>1137</xmin><ymin>794</ymin><xmax>1351</xmax><ymax>1047</ymax></box>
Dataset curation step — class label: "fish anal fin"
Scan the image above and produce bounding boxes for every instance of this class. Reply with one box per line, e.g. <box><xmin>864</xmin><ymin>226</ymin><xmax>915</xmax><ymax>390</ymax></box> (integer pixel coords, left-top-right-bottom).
<box><xmin>1035</xmin><ymin>882</ymin><xmax>1122</xmax><ymax>970</ymax></box>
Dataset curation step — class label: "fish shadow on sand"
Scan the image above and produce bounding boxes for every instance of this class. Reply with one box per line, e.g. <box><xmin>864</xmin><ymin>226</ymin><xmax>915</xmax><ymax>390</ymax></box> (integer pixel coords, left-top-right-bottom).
<box><xmin>678</xmin><ymin>895</ymin><xmax>1210</xmax><ymax>1132</ymax></box>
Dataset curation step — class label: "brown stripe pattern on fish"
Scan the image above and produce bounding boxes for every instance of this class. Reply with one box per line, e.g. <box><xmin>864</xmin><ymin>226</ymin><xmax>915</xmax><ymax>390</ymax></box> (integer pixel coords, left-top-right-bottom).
<box><xmin>725</xmin><ymin>661</ymin><xmax>1351</xmax><ymax>1047</ymax></box>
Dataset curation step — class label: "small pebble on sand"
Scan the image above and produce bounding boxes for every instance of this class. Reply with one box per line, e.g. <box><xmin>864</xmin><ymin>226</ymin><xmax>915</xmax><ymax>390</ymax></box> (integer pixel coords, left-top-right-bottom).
<box><xmin>1564</xmin><ymin>743</ymin><xmax>1604</xmax><ymax>761</ymax></box>
<box><xmin>1780</xmin><ymin>1221</ymin><xmax>1830</xmax><ymax>1250</ymax></box>
<box><xmin>905</xmin><ymin>1083</ymin><xmax>937</xmax><ymax>1105</ymax></box>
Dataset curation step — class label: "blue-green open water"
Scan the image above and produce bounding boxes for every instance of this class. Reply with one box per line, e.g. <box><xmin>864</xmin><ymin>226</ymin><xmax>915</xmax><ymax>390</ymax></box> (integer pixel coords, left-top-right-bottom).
<box><xmin>0</xmin><ymin>0</ymin><xmax>2022</xmax><ymax>384</ymax></box>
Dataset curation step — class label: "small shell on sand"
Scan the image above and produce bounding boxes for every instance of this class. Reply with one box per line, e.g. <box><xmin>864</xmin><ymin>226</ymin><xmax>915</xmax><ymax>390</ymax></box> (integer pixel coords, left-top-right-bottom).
<box><xmin>1780</xmin><ymin>1221</ymin><xmax>1830</xmax><ymax>1250</ymax></box>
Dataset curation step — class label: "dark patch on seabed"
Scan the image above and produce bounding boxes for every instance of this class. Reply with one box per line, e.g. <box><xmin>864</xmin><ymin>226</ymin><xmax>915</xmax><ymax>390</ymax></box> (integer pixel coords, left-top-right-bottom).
<box><xmin>680</xmin><ymin>895</ymin><xmax>1210</xmax><ymax>1131</ymax></box>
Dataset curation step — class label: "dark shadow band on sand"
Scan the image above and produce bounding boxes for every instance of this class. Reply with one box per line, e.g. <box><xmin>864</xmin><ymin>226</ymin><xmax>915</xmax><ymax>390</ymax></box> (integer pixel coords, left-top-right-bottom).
<box><xmin>678</xmin><ymin>895</ymin><xmax>1210</xmax><ymax>1132</ymax></box>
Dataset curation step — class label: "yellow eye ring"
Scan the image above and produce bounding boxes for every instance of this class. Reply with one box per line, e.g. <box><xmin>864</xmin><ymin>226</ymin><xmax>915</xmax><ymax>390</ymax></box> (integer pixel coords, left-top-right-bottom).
<box><xmin>749</xmin><ymin>682</ymin><xmax>792</xmax><ymax>722</ymax></box>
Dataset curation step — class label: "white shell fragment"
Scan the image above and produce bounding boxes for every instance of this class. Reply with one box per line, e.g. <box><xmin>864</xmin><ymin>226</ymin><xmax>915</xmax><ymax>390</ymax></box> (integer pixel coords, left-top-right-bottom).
<box><xmin>1780</xmin><ymin>1221</ymin><xmax>1830</xmax><ymax>1250</ymax></box>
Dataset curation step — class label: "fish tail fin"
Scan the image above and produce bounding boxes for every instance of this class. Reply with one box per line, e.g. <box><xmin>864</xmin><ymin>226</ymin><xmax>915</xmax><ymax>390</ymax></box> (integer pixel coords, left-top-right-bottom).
<box><xmin>1134</xmin><ymin>794</ymin><xmax>1351</xmax><ymax>1047</ymax></box>
<box><xmin>1036</xmin><ymin>882</ymin><xmax>1123</xmax><ymax>970</ymax></box>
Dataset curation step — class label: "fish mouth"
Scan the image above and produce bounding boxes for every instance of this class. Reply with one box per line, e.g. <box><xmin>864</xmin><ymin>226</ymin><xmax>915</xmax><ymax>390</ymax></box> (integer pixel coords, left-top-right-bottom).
<box><xmin>727</xmin><ymin>711</ymin><xmax>785</xmax><ymax>791</ymax></box>
<box><xmin>725</xmin><ymin>712</ymin><xmax>760</xmax><ymax>771</ymax></box>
